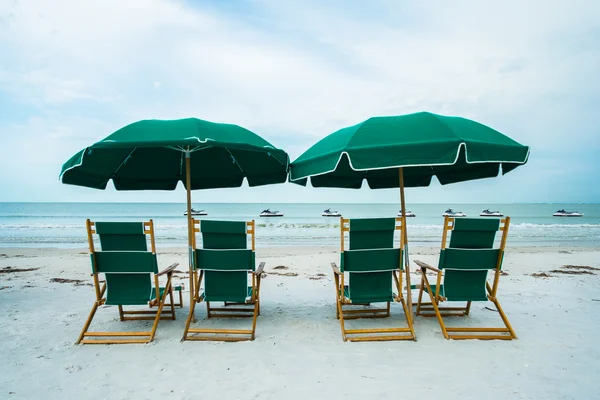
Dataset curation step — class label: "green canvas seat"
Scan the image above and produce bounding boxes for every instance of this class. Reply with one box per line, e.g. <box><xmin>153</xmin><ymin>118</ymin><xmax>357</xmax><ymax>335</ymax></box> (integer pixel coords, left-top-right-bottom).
<box><xmin>331</xmin><ymin>217</ymin><xmax>415</xmax><ymax>341</ymax></box>
<box><xmin>182</xmin><ymin>219</ymin><xmax>264</xmax><ymax>341</ymax></box>
<box><xmin>415</xmin><ymin>216</ymin><xmax>517</xmax><ymax>340</ymax></box>
<box><xmin>77</xmin><ymin>220</ymin><xmax>178</xmax><ymax>344</ymax></box>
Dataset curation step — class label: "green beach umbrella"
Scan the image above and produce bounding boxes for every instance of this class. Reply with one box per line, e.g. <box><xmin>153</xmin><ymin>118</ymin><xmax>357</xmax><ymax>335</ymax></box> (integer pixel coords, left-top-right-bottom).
<box><xmin>289</xmin><ymin>111</ymin><xmax>530</xmax><ymax>317</ymax></box>
<box><xmin>60</xmin><ymin>118</ymin><xmax>289</xmax><ymax>307</ymax></box>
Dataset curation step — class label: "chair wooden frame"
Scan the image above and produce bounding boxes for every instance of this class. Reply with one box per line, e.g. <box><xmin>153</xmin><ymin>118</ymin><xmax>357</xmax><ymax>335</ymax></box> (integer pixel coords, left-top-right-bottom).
<box><xmin>149</xmin><ymin>283</ymin><xmax>184</xmax><ymax>309</ymax></box>
<box><xmin>415</xmin><ymin>216</ymin><xmax>517</xmax><ymax>340</ymax></box>
<box><xmin>331</xmin><ymin>217</ymin><xmax>415</xmax><ymax>342</ymax></box>
<box><xmin>77</xmin><ymin>219</ymin><xmax>178</xmax><ymax>344</ymax></box>
<box><xmin>182</xmin><ymin>219</ymin><xmax>264</xmax><ymax>342</ymax></box>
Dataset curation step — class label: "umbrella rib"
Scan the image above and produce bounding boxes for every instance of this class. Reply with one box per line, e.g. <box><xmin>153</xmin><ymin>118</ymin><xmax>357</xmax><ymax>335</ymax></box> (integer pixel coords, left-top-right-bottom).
<box><xmin>165</xmin><ymin>145</ymin><xmax>203</xmax><ymax>153</ymax></box>
<box><xmin>166</xmin><ymin>145</ymin><xmax>185</xmax><ymax>152</ymax></box>
<box><xmin>179</xmin><ymin>151</ymin><xmax>184</xmax><ymax>178</ymax></box>
<box><xmin>225</xmin><ymin>148</ymin><xmax>245</xmax><ymax>175</ymax></box>
<box><xmin>270</xmin><ymin>150</ymin><xmax>289</xmax><ymax>167</ymax></box>
<box><xmin>111</xmin><ymin>148</ymin><xmax>137</xmax><ymax>179</ymax></box>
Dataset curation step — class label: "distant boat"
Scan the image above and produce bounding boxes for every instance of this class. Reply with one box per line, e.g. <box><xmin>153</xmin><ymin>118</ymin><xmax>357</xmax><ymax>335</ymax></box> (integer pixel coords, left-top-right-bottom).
<box><xmin>183</xmin><ymin>208</ymin><xmax>207</xmax><ymax>216</ymax></box>
<box><xmin>443</xmin><ymin>208</ymin><xmax>467</xmax><ymax>217</ymax></box>
<box><xmin>397</xmin><ymin>210</ymin><xmax>416</xmax><ymax>217</ymax></box>
<box><xmin>553</xmin><ymin>209</ymin><xmax>584</xmax><ymax>217</ymax></box>
<box><xmin>322</xmin><ymin>208</ymin><xmax>341</xmax><ymax>217</ymax></box>
<box><xmin>260</xmin><ymin>209</ymin><xmax>284</xmax><ymax>217</ymax></box>
<box><xmin>480</xmin><ymin>209</ymin><xmax>503</xmax><ymax>217</ymax></box>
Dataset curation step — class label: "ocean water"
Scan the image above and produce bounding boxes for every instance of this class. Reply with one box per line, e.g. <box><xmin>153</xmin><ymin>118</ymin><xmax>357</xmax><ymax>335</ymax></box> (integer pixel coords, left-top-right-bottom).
<box><xmin>0</xmin><ymin>202</ymin><xmax>598</xmax><ymax>248</ymax></box>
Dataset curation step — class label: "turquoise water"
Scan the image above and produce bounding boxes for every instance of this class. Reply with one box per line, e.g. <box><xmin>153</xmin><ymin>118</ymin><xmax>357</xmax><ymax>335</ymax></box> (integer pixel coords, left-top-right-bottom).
<box><xmin>0</xmin><ymin>202</ymin><xmax>598</xmax><ymax>248</ymax></box>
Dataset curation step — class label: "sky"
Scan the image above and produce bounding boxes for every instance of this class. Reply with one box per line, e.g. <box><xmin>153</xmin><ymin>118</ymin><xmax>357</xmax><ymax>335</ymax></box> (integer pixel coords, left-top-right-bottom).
<box><xmin>0</xmin><ymin>0</ymin><xmax>599</xmax><ymax>204</ymax></box>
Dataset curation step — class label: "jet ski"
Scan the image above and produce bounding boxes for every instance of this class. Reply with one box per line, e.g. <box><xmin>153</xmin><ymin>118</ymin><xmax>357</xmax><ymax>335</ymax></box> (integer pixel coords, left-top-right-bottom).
<box><xmin>553</xmin><ymin>209</ymin><xmax>584</xmax><ymax>217</ymax></box>
<box><xmin>442</xmin><ymin>208</ymin><xmax>467</xmax><ymax>217</ymax></box>
<box><xmin>260</xmin><ymin>209</ymin><xmax>284</xmax><ymax>217</ymax></box>
<box><xmin>322</xmin><ymin>208</ymin><xmax>341</xmax><ymax>217</ymax></box>
<box><xmin>480</xmin><ymin>209</ymin><xmax>503</xmax><ymax>217</ymax></box>
<box><xmin>397</xmin><ymin>210</ymin><xmax>416</xmax><ymax>217</ymax></box>
<box><xmin>183</xmin><ymin>208</ymin><xmax>207</xmax><ymax>216</ymax></box>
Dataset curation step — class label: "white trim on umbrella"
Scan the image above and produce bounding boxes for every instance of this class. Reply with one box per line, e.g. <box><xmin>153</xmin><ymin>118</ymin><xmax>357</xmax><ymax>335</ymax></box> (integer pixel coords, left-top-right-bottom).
<box><xmin>58</xmin><ymin>148</ymin><xmax>87</xmax><ymax>181</ymax></box>
<box><xmin>289</xmin><ymin>142</ymin><xmax>531</xmax><ymax>181</ymax></box>
<box><xmin>60</xmin><ymin>142</ymin><xmax>289</xmax><ymax>182</ymax></box>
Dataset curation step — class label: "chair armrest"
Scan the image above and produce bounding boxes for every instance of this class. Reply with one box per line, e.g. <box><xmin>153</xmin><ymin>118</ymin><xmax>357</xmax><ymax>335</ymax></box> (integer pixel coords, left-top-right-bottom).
<box><xmin>331</xmin><ymin>262</ymin><xmax>342</xmax><ymax>275</ymax></box>
<box><xmin>157</xmin><ymin>263</ymin><xmax>179</xmax><ymax>276</ymax></box>
<box><xmin>415</xmin><ymin>260</ymin><xmax>441</xmax><ymax>273</ymax></box>
<box><xmin>255</xmin><ymin>262</ymin><xmax>265</xmax><ymax>276</ymax></box>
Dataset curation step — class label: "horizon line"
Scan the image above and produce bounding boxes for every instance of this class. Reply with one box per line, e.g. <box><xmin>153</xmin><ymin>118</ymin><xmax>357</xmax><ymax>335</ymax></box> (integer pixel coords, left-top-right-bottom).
<box><xmin>0</xmin><ymin>201</ymin><xmax>598</xmax><ymax>205</ymax></box>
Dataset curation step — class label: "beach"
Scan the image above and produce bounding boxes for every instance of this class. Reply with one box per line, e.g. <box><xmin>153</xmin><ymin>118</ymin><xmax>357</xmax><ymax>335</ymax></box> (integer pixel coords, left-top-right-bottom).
<box><xmin>3</xmin><ymin>0</ymin><xmax>599</xmax><ymax>398</ymax></box>
<box><xmin>2</xmin><ymin>245</ymin><xmax>600</xmax><ymax>399</ymax></box>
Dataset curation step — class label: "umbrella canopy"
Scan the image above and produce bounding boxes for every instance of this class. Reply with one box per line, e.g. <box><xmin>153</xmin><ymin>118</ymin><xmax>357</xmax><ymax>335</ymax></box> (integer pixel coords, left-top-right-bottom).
<box><xmin>289</xmin><ymin>111</ymin><xmax>529</xmax><ymax>188</ymax></box>
<box><xmin>60</xmin><ymin>118</ymin><xmax>289</xmax><ymax>189</ymax></box>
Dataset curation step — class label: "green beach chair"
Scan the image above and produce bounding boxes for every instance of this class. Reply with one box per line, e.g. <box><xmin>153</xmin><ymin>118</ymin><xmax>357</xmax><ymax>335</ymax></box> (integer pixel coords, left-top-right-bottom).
<box><xmin>331</xmin><ymin>217</ymin><xmax>415</xmax><ymax>341</ymax></box>
<box><xmin>76</xmin><ymin>220</ymin><xmax>178</xmax><ymax>344</ymax></box>
<box><xmin>182</xmin><ymin>219</ymin><xmax>264</xmax><ymax>341</ymax></box>
<box><xmin>415</xmin><ymin>216</ymin><xmax>517</xmax><ymax>340</ymax></box>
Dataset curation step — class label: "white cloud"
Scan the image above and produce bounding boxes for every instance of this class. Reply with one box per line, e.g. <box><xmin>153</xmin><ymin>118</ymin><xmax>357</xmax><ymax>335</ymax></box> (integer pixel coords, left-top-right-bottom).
<box><xmin>0</xmin><ymin>0</ymin><xmax>599</xmax><ymax>202</ymax></box>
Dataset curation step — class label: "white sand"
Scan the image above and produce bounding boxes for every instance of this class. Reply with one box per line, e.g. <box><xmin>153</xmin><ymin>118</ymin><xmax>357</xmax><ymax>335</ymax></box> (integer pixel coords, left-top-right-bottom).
<box><xmin>1</xmin><ymin>245</ymin><xmax>600</xmax><ymax>399</ymax></box>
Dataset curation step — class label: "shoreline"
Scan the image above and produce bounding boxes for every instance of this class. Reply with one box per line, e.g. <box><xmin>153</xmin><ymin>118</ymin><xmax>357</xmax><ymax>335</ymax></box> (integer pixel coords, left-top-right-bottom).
<box><xmin>1</xmin><ymin>244</ymin><xmax>600</xmax><ymax>255</ymax></box>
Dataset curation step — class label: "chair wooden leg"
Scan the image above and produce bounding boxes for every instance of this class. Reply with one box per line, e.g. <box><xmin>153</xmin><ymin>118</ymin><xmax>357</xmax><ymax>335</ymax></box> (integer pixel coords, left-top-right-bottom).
<box><xmin>250</xmin><ymin>300</ymin><xmax>259</xmax><ymax>340</ymax></box>
<box><xmin>422</xmin><ymin>274</ymin><xmax>449</xmax><ymax>339</ymax></box>
<box><xmin>168</xmin><ymin>287</ymin><xmax>176</xmax><ymax>320</ymax></box>
<box><xmin>192</xmin><ymin>270</ymin><xmax>202</xmax><ymax>323</ymax></box>
<box><xmin>149</xmin><ymin>280</ymin><xmax>171</xmax><ymax>342</ymax></box>
<box><xmin>416</xmin><ymin>275</ymin><xmax>425</xmax><ymax>316</ymax></box>
<box><xmin>492</xmin><ymin>297</ymin><xmax>517</xmax><ymax>339</ymax></box>
<box><xmin>76</xmin><ymin>301</ymin><xmax>100</xmax><ymax>344</ymax></box>
<box><xmin>256</xmin><ymin>275</ymin><xmax>262</xmax><ymax>316</ymax></box>
<box><xmin>118</xmin><ymin>305</ymin><xmax>124</xmax><ymax>321</ymax></box>
<box><xmin>465</xmin><ymin>301</ymin><xmax>472</xmax><ymax>316</ymax></box>
<box><xmin>398</xmin><ymin>295</ymin><xmax>416</xmax><ymax>340</ymax></box>
<box><xmin>206</xmin><ymin>301</ymin><xmax>211</xmax><ymax>318</ymax></box>
<box><xmin>337</xmin><ymin>300</ymin><xmax>347</xmax><ymax>341</ymax></box>
<box><xmin>333</xmin><ymin>272</ymin><xmax>341</xmax><ymax>320</ymax></box>
<box><xmin>182</xmin><ymin>291</ymin><xmax>198</xmax><ymax>341</ymax></box>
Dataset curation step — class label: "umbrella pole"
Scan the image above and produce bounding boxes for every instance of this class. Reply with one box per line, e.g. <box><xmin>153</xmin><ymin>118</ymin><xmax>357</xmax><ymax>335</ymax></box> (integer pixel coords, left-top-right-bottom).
<box><xmin>185</xmin><ymin>152</ymin><xmax>195</xmax><ymax>322</ymax></box>
<box><xmin>399</xmin><ymin>167</ymin><xmax>414</xmax><ymax>322</ymax></box>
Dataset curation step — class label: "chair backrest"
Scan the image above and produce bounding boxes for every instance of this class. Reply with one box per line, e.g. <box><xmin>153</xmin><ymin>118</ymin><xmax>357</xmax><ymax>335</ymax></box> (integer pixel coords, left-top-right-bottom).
<box><xmin>87</xmin><ymin>220</ymin><xmax>158</xmax><ymax>305</ymax></box>
<box><xmin>438</xmin><ymin>217</ymin><xmax>509</xmax><ymax>301</ymax></box>
<box><xmin>340</xmin><ymin>218</ymin><xmax>404</xmax><ymax>303</ymax></box>
<box><xmin>448</xmin><ymin>218</ymin><xmax>500</xmax><ymax>249</ymax></box>
<box><xmin>95</xmin><ymin>222</ymin><xmax>149</xmax><ymax>251</ymax></box>
<box><xmin>199</xmin><ymin>220</ymin><xmax>249</xmax><ymax>250</ymax></box>
<box><xmin>348</xmin><ymin>218</ymin><xmax>396</xmax><ymax>250</ymax></box>
<box><xmin>193</xmin><ymin>219</ymin><xmax>255</xmax><ymax>303</ymax></box>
